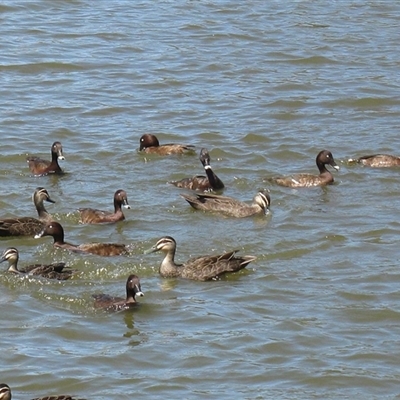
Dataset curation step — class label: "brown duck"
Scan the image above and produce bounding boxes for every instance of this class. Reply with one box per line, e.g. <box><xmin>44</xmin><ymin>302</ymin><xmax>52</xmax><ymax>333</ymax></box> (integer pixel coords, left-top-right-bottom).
<box><xmin>78</xmin><ymin>189</ymin><xmax>131</xmax><ymax>224</ymax></box>
<box><xmin>268</xmin><ymin>150</ymin><xmax>339</xmax><ymax>188</ymax></box>
<box><xmin>0</xmin><ymin>247</ymin><xmax>75</xmax><ymax>280</ymax></box>
<box><xmin>181</xmin><ymin>190</ymin><xmax>270</xmax><ymax>218</ymax></box>
<box><xmin>35</xmin><ymin>221</ymin><xmax>128</xmax><ymax>257</ymax></box>
<box><xmin>169</xmin><ymin>148</ymin><xmax>225</xmax><ymax>192</ymax></box>
<box><xmin>139</xmin><ymin>133</ymin><xmax>195</xmax><ymax>155</ymax></box>
<box><xmin>0</xmin><ymin>187</ymin><xmax>55</xmax><ymax>237</ymax></box>
<box><xmin>93</xmin><ymin>274</ymin><xmax>144</xmax><ymax>311</ymax></box>
<box><xmin>27</xmin><ymin>141</ymin><xmax>65</xmax><ymax>175</ymax></box>
<box><xmin>0</xmin><ymin>383</ymin><xmax>86</xmax><ymax>400</ymax></box>
<box><xmin>348</xmin><ymin>154</ymin><xmax>400</xmax><ymax>167</ymax></box>
<box><xmin>145</xmin><ymin>236</ymin><xmax>256</xmax><ymax>281</ymax></box>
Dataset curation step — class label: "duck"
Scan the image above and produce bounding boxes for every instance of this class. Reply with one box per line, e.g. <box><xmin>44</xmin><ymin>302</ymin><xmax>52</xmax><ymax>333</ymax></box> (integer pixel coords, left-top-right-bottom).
<box><xmin>0</xmin><ymin>383</ymin><xmax>86</xmax><ymax>400</ymax></box>
<box><xmin>34</xmin><ymin>221</ymin><xmax>128</xmax><ymax>257</ymax></box>
<box><xmin>144</xmin><ymin>236</ymin><xmax>256</xmax><ymax>281</ymax></box>
<box><xmin>181</xmin><ymin>190</ymin><xmax>270</xmax><ymax>218</ymax></box>
<box><xmin>78</xmin><ymin>189</ymin><xmax>131</xmax><ymax>224</ymax></box>
<box><xmin>348</xmin><ymin>153</ymin><xmax>400</xmax><ymax>167</ymax></box>
<box><xmin>139</xmin><ymin>133</ymin><xmax>195</xmax><ymax>155</ymax></box>
<box><xmin>93</xmin><ymin>274</ymin><xmax>144</xmax><ymax>311</ymax></box>
<box><xmin>0</xmin><ymin>187</ymin><xmax>55</xmax><ymax>237</ymax></box>
<box><xmin>27</xmin><ymin>141</ymin><xmax>65</xmax><ymax>176</ymax></box>
<box><xmin>267</xmin><ymin>150</ymin><xmax>339</xmax><ymax>188</ymax></box>
<box><xmin>0</xmin><ymin>247</ymin><xmax>75</xmax><ymax>280</ymax></box>
<box><xmin>168</xmin><ymin>148</ymin><xmax>225</xmax><ymax>192</ymax></box>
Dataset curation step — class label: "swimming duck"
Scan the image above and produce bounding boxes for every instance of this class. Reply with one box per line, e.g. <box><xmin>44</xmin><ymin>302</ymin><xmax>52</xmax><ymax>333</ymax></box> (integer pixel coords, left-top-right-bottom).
<box><xmin>268</xmin><ymin>150</ymin><xmax>339</xmax><ymax>188</ymax></box>
<box><xmin>181</xmin><ymin>190</ymin><xmax>270</xmax><ymax>218</ymax></box>
<box><xmin>93</xmin><ymin>274</ymin><xmax>144</xmax><ymax>311</ymax></box>
<box><xmin>0</xmin><ymin>247</ymin><xmax>75</xmax><ymax>280</ymax></box>
<box><xmin>0</xmin><ymin>187</ymin><xmax>55</xmax><ymax>237</ymax></box>
<box><xmin>27</xmin><ymin>141</ymin><xmax>65</xmax><ymax>176</ymax></box>
<box><xmin>78</xmin><ymin>189</ymin><xmax>131</xmax><ymax>224</ymax></box>
<box><xmin>0</xmin><ymin>383</ymin><xmax>85</xmax><ymax>400</ymax></box>
<box><xmin>139</xmin><ymin>133</ymin><xmax>195</xmax><ymax>155</ymax></box>
<box><xmin>169</xmin><ymin>148</ymin><xmax>225</xmax><ymax>192</ymax></box>
<box><xmin>348</xmin><ymin>154</ymin><xmax>400</xmax><ymax>167</ymax></box>
<box><xmin>145</xmin><ymin>236</ymin><xmax>256</xmax><ymax>281</ymax></box>
<box><xmin>35</xmin><ymin>221</ymin><xmax>128</xmax><ymax>257</ymax></box>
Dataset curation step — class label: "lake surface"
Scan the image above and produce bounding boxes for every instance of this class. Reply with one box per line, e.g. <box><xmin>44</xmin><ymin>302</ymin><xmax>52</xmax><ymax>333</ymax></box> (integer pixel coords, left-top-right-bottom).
<box><xmin>1</xmin><ymin>1</ymin><xmax>400</xmax><ymax>399</ymax></box>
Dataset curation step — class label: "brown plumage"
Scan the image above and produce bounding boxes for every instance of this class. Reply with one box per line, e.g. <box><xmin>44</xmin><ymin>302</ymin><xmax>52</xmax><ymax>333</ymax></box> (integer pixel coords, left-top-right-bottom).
<box><xmin>27</xmin><ymin>141</ymin><xmax>65</xmax><ymax>176</ymax></box>
<box><xmin>145</xmin><ymin>236</ymin><xmax>256</xmax><ymax>281</ymax></box>
<box><xmin>348</xmin><ymin>154</ymin><xmax>400</xmax><ymax>167</ymax></box>
<box><xmin>181</xmin><ymin>190</ymin><xmax>270</xmax><ymax>218</ymax></box>
<box><xmin>268</xmin><ymin>150</ymin><xmax>339</xmax><ymax>188</ymax></box>
<box><xmin>0</xmin><ymin>247</ymin><xmax>75</xmax><ymax>280</ymax></box>
<box><xmin>0</xmin><ymin>188</ymin><xmax>55</xmax><ymax>237</ymax></box>
<box><xmin>35</xmin><ymin>221</ymin><xmax>128</xmax><ymax>257</ymax></box>
<box><xmin>78</xmin><ymin>189</ymin><xmax>130</xmax><ymax>224</ymax></box>
<box><xmin>0</xmin><ymin>383</ymin><xmax>85</xmax><ymax>400</ymax></box>
<box><xmin>139</xmin><ymin>133</ymin><xmax>195</xmax><ymax>155</ymax></box>
<box><xmin>169</xmin><ymin>148</ymin><xmax>225</xmax><ymax>192</ymax></box>
<box><xmin>93</xmin><ymin>274</ymin><xmax>144</xmax><ymax>311</ymax></box>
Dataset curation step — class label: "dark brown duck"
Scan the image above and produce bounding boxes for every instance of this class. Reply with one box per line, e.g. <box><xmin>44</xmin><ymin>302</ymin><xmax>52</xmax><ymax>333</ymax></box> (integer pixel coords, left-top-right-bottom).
<box><xmin>93</xmin><ymin>274</ymin><xmax>144</xmax><ymax>311</ymax></box>
<box><xmin>181</xmin><ymin>190</ymin><xmax>270</xmax><ymax>218</ymax></box>
<box><xmin>27</xmin><ymin>141</ymin><xmax>65</xmax><ymax>176</ymax></box>
<box><xmin>169</xmin><ymin>148</ymin><xmax>225</xmax><ymax>192</ymax></box>
<box><xmin>0</xmin><ymin>187</ymin><xmax>55</xmax><ymax>237</ymax></box>
<box><xmin>268</xmin><ymin>150</ymin><xmax>339</xmax><ymax>188</ymax></box>
<box><xmin>139</xmin><ymin>133</ymin><xmax>195</xmax><ymax>155</ymax></box>
<box><xmin>348</xmin><ymin>154</ymin><xmax>400</xmax><ymax>167</ymax></box>
<box><xmin>0</xmin><ymin>383</ymin><xmax>86</xmax><ymax>400</ymax></box>
<box><xmin>145</xmin><ymin>236</ymin><xmax>256</xmax><ymax>281</ymax></box>
<box><xmin>35</xmin><ymin>221</ymin><xmax>128</xmax><ymax>257</ymax></box>
<box><xmin>0</xmin><ymin>247</ymin><xmax>75</xmax><ymax>280</ymax></box>
<box><xmin>78</xmin><ymin>189</ymin><xmax>130</xmax><ymax>224</ymax></box>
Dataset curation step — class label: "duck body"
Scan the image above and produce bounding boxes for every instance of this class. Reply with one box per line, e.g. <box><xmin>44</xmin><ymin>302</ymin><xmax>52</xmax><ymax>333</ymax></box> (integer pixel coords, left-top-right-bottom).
<box><xmin>0</xmin><ymin>383</ymin><xmax>85</xmax><ymax>400</ymax></box>
<box><xmin>78</xmin><ymin>189</ymin><xmax>130</xmax><ymax>224</ymax></box>
<box><xmin>27</xmin><ymin>141</ymin><xmax>65</xmax><ymax>176</ymax></box>
<box><xmin>139</xmin><ymin>134</ymin><xmax>195</xmax><ymax>155</ymax></box>
<box><xmin>35</xmin><ymin>221</ymin><xmax>128</xmax><ymax>257</ymax></box>
<box><xmin>0</xmin><ymin>188</ymin><xmax>55</xmax><ymax>237</ymax></box>
<box><xmin>348</xmin><ymin>154</ymin><xmax>400</xmax><ymax>167</ymax></box>
<box><xmin>181</xmin><ymin>190</ymin><xmax>270</xmax><ymax>218</ymax></box>
<box><xmin>269</xmin><ymin>150</ymin><xmax>339</xmax><ymax>188</ymax></box>
<box><xmin>93</xmin><ymin>274</ymin><xmax>144</xmax><ymax>311</ymax></box>
<box><xmin>0</xmin><ymin>247</ymin><xmax>75</xmax><ymax>280</ymax></box>
<box><xmin>169</xmin><ymin>148</ymin><xmax>225</xmax><ymax>192</ymax></box>
<box><xmin>145</xmin><ymin>236</ymin><xmax>256</xmax><ymax>281</ymax></box>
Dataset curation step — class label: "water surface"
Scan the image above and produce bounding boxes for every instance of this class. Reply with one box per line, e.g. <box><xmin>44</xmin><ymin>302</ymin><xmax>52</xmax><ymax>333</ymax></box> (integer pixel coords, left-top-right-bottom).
<box><xmin>1</xmin><ymin>1</ymin><xmax>400</xmax><ymax>399</ymax></box>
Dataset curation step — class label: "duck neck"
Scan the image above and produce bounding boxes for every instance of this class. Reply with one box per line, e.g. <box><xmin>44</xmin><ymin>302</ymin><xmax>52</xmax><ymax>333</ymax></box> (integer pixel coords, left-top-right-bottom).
<box><xmin>317</xmin><ymin>161</ymin><xmax>329</xmax><ymax>174</ymax></box>
<box><xmin>126</xmin><ymin>289</ymin><xmax>137</xmax><ymax>303</ymax></box>
<box><xmin>7</xmin><ymin>259</ymin><xmax>21</xmax><ymax>274</ymax></box>
<box><xmin>160</xmin><ymin>248</ymin><xmax>180</xmax><ymax>278</ymax></box>
<box><xmin>204</xmin><ymin>165</ymin><xmax>224</xmax><ymax>190</ymax></box>
<box><xmin>52</xmin><ymin>230</ymin><xmax>66</xmax><ymax>245</ymax></box>
<box><xmin>35</xmin><ymin>198</ymin><xmax>50</xmax><ymax>220</ymax></box>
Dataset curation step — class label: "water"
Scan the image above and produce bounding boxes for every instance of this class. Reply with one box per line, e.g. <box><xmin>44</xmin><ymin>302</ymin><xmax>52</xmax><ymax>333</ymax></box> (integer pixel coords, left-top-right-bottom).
<box><xmin>1</xmin><ymin>1</ymin><xmax>400</xmax><ymax>399</ymax></box>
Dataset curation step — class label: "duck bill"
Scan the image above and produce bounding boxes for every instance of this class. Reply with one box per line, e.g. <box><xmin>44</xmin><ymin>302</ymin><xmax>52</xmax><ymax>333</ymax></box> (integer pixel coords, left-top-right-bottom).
<box><xmin>332</xmin><ymin>164</ymin><xmax>340</xmax><ymax>171</ymax></box>
<box><xmin>136</xmin><ymin>291</ymin><xmax>144</xmax><ymax>297</ymax></box>
<box><xmin>123</xmin><ymin>201</ymin><xmax>131</xmax><ymax>209</ymax></box>
<box><xmin>46</xmin><ymin>197</ymin><xmax>56</xmax><ymax>204</ymax></box>
<box><xmin>57</xmin><ymin>150</ymin><xmax>65</xmax><ymax>161</ymax></box>
<box><xmin>34</xmin><ymin>230</ymin><xmax>45</xmax><ymax>239</ymax></box>
<box><xmin>144</xmin><ymin>246</ymin><xmax>158</xmax><ymax>255</ymax></box>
